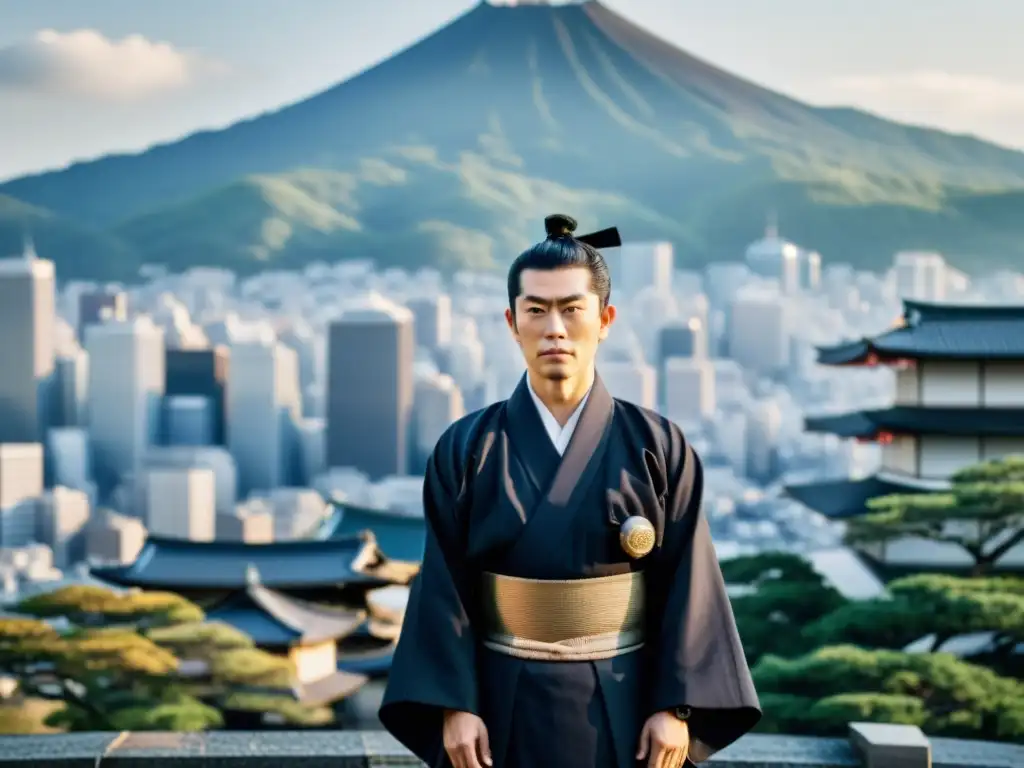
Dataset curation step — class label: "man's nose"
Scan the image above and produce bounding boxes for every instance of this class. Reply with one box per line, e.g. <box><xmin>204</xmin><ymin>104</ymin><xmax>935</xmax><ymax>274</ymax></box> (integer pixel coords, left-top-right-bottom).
<box><xmin>544</xmin><ymin>311</ymin><xmax>567</xmax><ymax>338</ymax></box>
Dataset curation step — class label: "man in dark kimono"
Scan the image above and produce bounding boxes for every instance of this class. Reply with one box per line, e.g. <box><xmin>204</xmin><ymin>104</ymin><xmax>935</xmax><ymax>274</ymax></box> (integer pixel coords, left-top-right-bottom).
<box><xmin>380</xmin><ymin>214</ymin><xmax>761</xmax><ymax>768</ymax></box>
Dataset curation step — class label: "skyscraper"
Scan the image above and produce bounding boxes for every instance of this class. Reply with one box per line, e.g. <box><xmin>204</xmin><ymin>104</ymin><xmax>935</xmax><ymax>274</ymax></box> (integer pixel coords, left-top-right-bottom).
<box><xmin>77</xmin><ymin>288</ymin><xmax>127</xmax><ymax>339</ymax></box>
<box><xmin>146</xmin><ymin>466</ymin><xmax>216</xmax><ymax>541</ymax></box>
<box><xmin>85</xmin><ymin>317</ymin><xmax>165</xmax><ymax>496</ymax></box>
<box><xmin>227</xmin><ymin>339</ymin><xmax>301</xmax><ymax>496</ymax></box>
<box><xmin>0</xmin><ymin>239</ymin><xmax>56</xmax><ymax>443</ymax></box>
<box><xmin>728</xmin><ymin>292</ymin><xmax>790</xmax><ymax>376</ymax></box>
<box><xmin>164</xmin><ymin>347</ymin><xmax>230</xmax><ymax>444</ymax></box>
<box><xmin>0</xmin><ymin>443</ymin><xmax>45</xmax><ymax>547</ymax></box>
<box><xmin>406</xmin><ymin>294</ymin><xmax>453</xmax><ymax>349</ymax></box>
<box><xmin>327</xmin><ymin>293</ymin><xmax>414</xmax><ymax>479</ymax></box>
<box><xmin>611</xmin><ymin>242</ymin><xmax>674</xmax><ymax>300</ymax></box>
<box><xmin>893</xmin><ymin>251</ymin><xmax>947</xmax><ymax>302</ymax></box>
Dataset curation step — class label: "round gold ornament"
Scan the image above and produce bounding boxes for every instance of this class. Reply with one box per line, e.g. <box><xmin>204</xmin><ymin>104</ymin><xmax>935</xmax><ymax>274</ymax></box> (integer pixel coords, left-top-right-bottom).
<box><xmin>619</xmin><ymin>516</ymin><xmax>656</xmax><ymax>559</ymax></box>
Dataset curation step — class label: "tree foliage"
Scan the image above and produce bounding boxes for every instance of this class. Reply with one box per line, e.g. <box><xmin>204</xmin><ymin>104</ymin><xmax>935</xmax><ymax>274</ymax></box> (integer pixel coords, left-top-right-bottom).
<box><xmin>803</xmin><ymin>573</ymin><xmax>1024</xmax><ymax>678</ymax></box>
<box><xmin>18</xmin><ymin>585</ymin><xmax>203</xmax><ymax>627</ymax></box>
<box><xmin>848</xmin><ymin>456</ymin><xmax>1024</xmax><ymax>574</ymax></box>
<box><xmin>721</xmin><ymin>553</ymin><xmax>848</xmax><ymax>664</ymax></box>
<box><xmin>752</xmin><ymin>645</ymin><xmax>1024</xmax><ymax>742</ymax></box>
<box><xmin>0</xmin><ymin>585</ymin><xmax>332</xmax><ymax>732</ymax></box>
<box><xmin>724</xmin><ymin>548</ymin><xmax>1024</xmax><ymax>741</ymax></box>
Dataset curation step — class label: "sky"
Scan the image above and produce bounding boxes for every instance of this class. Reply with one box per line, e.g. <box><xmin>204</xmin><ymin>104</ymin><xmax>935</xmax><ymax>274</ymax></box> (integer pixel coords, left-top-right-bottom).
<box><xmin>0</xmin><ymin>0</ymin><xmax>1022</xmax><ymax>181</ymax></box>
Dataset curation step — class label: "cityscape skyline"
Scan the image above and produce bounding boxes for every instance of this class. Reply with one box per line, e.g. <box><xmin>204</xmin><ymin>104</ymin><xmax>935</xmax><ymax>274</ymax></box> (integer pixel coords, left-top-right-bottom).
<box><xmin>1</xmin><ymin>221</ymin><xmax>1023</xmax><ymax>742</ymax></box>
<box><xmin>1</xmin><ymin>0</ymin><xmax>1022</xmax><ymax>180</ymax></box>
<box><xmin>0</xmin><ymin>222</ymin><xmax>1020</xmax><ymax>583</ymax></box>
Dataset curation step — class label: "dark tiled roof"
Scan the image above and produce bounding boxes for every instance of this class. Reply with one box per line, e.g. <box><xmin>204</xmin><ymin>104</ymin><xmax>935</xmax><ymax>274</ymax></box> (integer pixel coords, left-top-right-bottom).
<box><xmin>785</xmin><ymin>474</ymin><xmax>932</xmax><ymax>519</ymax></box>
<box><xmin>337</xmin><ymin>638</ymin><xmax>397</xmax><ymax>677</ymax></box>
<box><xmin>90</xmin><ymin>534</ymin><xmax>391</xmax><ymax>589</ymax></box>
<box><xmin>207</xmin><ymin>586</ymin><xmax>366</xmax><ymax>648</ymax></box>
<box><xmin>816</xmin><ymin>339</ymin><xmax>872</xmax><ymax>366</ymax></box>
<box><xmin>817</xmin><ymin>300</ymin><xmax>1024</xmax><ymax>364</ymax></box>
<box><xmin>319</xmin><ymin>501</ymin><xmax>426</xmax><ymax>563</ymax></box>
<box><xmin>804</xmin><ymin>407</ymin><xmax>1024</xmax><ymax>438</ymax></box>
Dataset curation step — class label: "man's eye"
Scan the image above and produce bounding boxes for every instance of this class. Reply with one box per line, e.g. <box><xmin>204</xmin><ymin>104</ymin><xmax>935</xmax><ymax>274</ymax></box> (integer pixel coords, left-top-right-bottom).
<box><xmin>564</xmin><ymin>306</ymin><xmax>581</xmax><ymax>314</ymax></box>
<box><xmin>527</xmin><ymin>307</ymin><xmax>544</xmax><ymax>314</ymax></box>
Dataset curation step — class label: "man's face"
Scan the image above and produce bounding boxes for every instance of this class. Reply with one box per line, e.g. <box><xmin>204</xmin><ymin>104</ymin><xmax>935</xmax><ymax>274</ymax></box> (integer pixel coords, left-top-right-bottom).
<box><xmin>505</xmin><ymin>267</ymin><xmax>616</xmax><ymax>382</ymax></box>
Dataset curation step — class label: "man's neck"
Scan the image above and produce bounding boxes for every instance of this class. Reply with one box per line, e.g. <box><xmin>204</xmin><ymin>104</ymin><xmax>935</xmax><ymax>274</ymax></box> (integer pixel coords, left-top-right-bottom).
<box><xmin>527</xmin><ymin>367</ymin><xmax>595</xmax><ymax>427</ymax></box>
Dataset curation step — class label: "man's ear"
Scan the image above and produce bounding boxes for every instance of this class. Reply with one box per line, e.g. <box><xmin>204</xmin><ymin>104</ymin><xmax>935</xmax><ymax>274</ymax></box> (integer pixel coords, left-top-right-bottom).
<box><xmin>505</xmin><ymin>307</ymin><xmax>519</xmax><ymax>339</ymax></box>
<box><xmin>599</xmin><ymin>303</ymin><xmax>617</xmax><ymax>341</ymax></box>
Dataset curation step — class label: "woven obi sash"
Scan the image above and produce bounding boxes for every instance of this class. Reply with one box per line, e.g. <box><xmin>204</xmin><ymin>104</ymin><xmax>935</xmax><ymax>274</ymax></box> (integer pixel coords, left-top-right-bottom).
<box><xmin>479</xmin><ymin>570</ymin><xmax>645</xmax><ymax>661</ymax></box>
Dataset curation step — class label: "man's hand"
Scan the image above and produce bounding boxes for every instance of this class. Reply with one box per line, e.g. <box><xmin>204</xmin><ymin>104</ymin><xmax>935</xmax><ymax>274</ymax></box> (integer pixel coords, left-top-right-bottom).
<box><xmin>636</xmin><ymin>710</ymin><xmax>690</xmax><ymax>768</ymax></box>
<box><xmin>442</xmin><ymin>709</ymin><xmax>492</xmax><ymax>768</ymax></box>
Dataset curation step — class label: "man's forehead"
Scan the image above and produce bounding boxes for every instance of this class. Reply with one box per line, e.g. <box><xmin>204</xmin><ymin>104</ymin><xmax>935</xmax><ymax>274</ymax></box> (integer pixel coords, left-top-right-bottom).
<box><xmin>518</xmin><ymin>266</ymin><xmax>594</xmax><ymax>297</ymax></box>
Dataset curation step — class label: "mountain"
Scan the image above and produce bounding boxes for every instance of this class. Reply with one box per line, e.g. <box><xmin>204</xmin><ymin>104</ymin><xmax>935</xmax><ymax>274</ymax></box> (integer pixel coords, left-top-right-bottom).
<box><xmin>3</xmin><ymin>0</ymin><xmax>1024</xmax><ymax>280</ymax></box>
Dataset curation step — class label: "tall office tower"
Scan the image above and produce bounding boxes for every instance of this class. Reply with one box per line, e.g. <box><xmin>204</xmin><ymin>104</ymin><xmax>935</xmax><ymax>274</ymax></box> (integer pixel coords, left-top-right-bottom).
<box><xmin>217</xmin><ymin>505</ymin><xmax>273</xmax><ymax>543</ymax></box>
<box><xmin>656</xmin><ymin>318</ymin><xmax>707</xmax><ymax>408</ymax></box>
<box><xmin>801</xmin><ymin>251</ymin><xmax>822</xmax><ymax>292</ymax></box>
<box><xmin>663</xmin><ymin>358</ymin><xmax>716</xmax><ymax>429</ymax></box>
<box><xmin>52</xmin><ymin>349</ymin><xmax>89</xmax><ymax>428</ymax></box>
<box><xmin>893</xmin><ymin>251</ymin><xmax>947</xmax><ymax>302</ymax></box>
<box><xmin>227</xmin><ymin>339</ymin><xmax>301</xmax><ymax>496</ymax></box>
<box><xmin>608</xmin><ymin>242</ymin><xmax>674</xmax><ymax>301</ymax></box>
<box><xmin>327</xmin><ymin>294</ymin><xmax>414</xmax><ymax>479</ymax></box>
<box><xmin>36</xmin><ymin>486</ymin><xmax>90</xmax><ymax>569</ymax></box>
<box><xmin>85</xmin><ymin>317</ymin><xmax>165</xmax><ymax>496</ymax></box>
<box><xmin>145</xmin><ymin>446</ymin><xmax>237</xmax><ymax>516</ymax></box>
<box><xmin>294</xmin><ymin>418</ymin><xmax>326</xmax><ymax>485</ymax></box>
<box><xmin>727</xmin><ymin>292</ymin><xmax>790</xmax><ymax>376</ymax></box>
<box><xmin>146</xmin><ymin>466</ymin><xmax>216</xmax><ymax>541</ymax></box>
<box><xmin>163</xmin><ymin>396</ymin><xmax>214</xmax><ymax>446</ymax></box>
<box><xmin>703</xmin><ymin>262</ymin><xmax>750</xmax><ymax>309</ymax></box>
<box><xmin>746</xmin><ymin>398</ymin><xmax>782</xmax><ymax>483</ymax></box>
<box><xmin>413</xmin><ymin>371</ymin><xmax>465</xmax><ymax>469</ymax></box>
<box><xmin>658</xmin><ymin>318</ymin><xmax>707</xmax><ymax>362</ymax></box>
<box><xmin>164</xmin><ymin>347</ymin><xmax>229</xmax><ymax>445</ymax></box>
<box><xmin>0</xmin><ymin>242</ymin><xmax>56</xmax><ymax>443</ymax></box>
<box><xmin>77</xmin><ymin>288</ymin><xmax>127</xmax><ymax>338</ymax></box>
<box><xmin>439</xmin><ymin>315</ymin><xmax>486</xmax><ymax>392</ymax></box>
<box><xmin>278</xmin><ymin>321</ymin><xmax>320</xmax><ymax>393</ymax></box>
<box><xmin>0</xmin><ymin>443</ymin><xmax>45</xmax><ymax>547</ymax></box>
<box><xmin>822</xmin><ymin>263</ymin><xmax>858</xmax><ymax>310</ymax></box>
<box><xmin>84</xmin><ymin>509</ymin><xmax>145</xmax><ymax>564</ymax></box>
<box><xmin>601</xmin><ymin>361</ymin><xmax>656</xmax><ymax>409</ymax></box>
<box><xmin>630</xmin><ymin>287</ymin><xmax>679</xmax><ymax>362</ymax></box>
<box><xmin>407</xmin><ymin>294</ymin><xmax>453</xmax><ymax>349</ymax></box>
<box><xmin>46</xmin><ymin>428</ymin><xmax>91</xmax><ymax>491</ymax></box>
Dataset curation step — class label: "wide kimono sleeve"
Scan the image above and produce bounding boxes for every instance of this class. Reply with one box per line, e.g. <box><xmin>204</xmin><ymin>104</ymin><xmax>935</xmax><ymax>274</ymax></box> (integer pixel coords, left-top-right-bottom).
<box><xmin>646</xmin><ymin>423</ymin><xmax>762</xmax><ymax>757</ymax></box>
<box><xmin>378</xmin><ymin>431</ymin><xmax>479</xmax><ymax>765</ymax></box>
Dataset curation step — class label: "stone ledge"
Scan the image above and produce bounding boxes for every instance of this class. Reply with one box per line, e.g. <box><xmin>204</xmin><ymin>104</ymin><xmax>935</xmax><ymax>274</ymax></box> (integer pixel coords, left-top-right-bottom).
<box><xmin>0</xmin><ymin>729</ymin><xmax>1019</xmax><ymax>768</ymax></box>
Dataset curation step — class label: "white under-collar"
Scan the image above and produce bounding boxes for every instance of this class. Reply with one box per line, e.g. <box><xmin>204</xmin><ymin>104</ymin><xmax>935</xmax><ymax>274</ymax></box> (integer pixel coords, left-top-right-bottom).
<box><xmin>526</xmin><ymin>377</ymin><xmax>592</xmax><ymax>456</ymax></box>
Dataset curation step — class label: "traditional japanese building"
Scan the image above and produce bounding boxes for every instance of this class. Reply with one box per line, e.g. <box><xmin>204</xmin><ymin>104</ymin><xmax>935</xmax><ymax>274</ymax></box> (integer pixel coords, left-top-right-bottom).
<box><xmin>317</xmin><ymin>498</ymin><xmax>426</xmax><ymax>563</ymax></box>
<box><xmin>91</xmin><ymin>531</ymin><xmax>416</xmax><ymax>680</ymax></box>
<box><xmin>786</xmin><ymin>299</ymin><xmax>1024</xmax><ymax>572</ymax></box>
<box><xmin>205</xmin><ymin>567</ymin><xmax>370</xmax><ymax>719</ymax></box>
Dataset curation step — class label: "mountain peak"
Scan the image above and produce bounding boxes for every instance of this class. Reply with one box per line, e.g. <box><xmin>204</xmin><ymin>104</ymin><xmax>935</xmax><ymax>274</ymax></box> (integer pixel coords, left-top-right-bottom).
<box><xmin>1</xmin><ymin>2</ymin><xmax>1023</xmax><ymax>280</ymax></box>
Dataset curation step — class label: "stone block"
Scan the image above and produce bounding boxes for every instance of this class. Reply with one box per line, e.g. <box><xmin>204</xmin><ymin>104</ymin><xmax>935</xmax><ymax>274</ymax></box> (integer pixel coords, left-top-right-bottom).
<box><xmin>849</xmin><ymin>723</ymin><xmax>931</xmax><ymax>768</ymax></box>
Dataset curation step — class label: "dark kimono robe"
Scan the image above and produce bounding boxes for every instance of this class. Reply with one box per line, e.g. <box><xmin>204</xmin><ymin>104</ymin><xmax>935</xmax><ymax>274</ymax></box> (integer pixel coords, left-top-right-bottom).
<box><xmin>380</xmin><ymin>374</ymin><xmax>761</xmax><ymax>768</ymax></box>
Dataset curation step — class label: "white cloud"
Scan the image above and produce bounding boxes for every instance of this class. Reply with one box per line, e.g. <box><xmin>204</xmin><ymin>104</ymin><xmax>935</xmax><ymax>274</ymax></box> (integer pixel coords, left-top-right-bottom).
<box><xmin>830</xmin><ymin>71</ymin><xmax>1024</xmax><ymax>114</ymax></box>
<box><xmin>0</xmin><ymin>29</ymin><xmax>218</xmax><ymax>100</ymax></box>
<box><xmin>811</xmin><ymin>70</ymin><xmax>1024</xmax><ymax>148</ymax></box>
